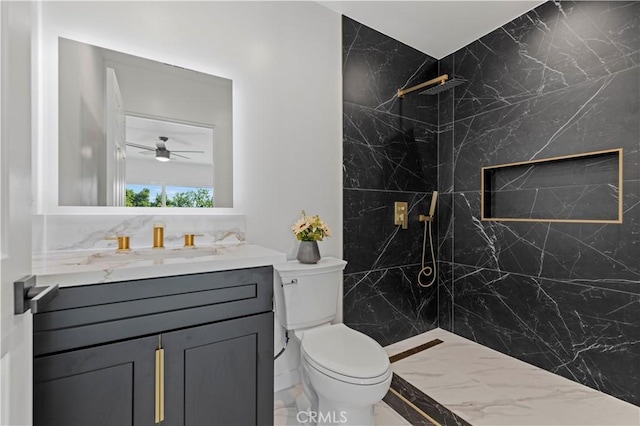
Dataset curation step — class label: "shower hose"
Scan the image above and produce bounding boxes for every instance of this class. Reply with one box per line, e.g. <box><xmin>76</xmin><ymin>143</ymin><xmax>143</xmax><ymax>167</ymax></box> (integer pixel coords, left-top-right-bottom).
<box><xmin>418</xmin><ymin>219</ymin><xmax>437</xmax><ymax>287</ymax></box>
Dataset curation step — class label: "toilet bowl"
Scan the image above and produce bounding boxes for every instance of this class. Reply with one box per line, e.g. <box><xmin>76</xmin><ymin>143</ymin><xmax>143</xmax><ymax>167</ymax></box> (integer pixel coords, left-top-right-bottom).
<box><xmin>273</xmin><ymin>258</ymin><xmax>391</xmax><ymax>426</ymax></box>
<box><xmin>298</xmin><ymin>324</ymin><xmax>392</xmax><ymax>426</ymax></box>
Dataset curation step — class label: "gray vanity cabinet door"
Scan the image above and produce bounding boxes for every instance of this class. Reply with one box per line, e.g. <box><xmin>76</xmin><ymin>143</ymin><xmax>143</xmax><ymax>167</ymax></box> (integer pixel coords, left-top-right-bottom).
<box><xmin>33</xmin><ymin>335</ymin><xmax>158</xmax><ymax>426</ymax></box>
<box><xmin>163</xmin><ymin>312</ymin><xmax>274</xmax><ymax>426</ymax></box>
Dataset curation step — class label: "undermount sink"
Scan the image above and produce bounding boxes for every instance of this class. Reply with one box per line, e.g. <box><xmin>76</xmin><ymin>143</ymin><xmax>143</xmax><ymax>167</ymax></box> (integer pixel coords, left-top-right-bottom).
<box><xmin>80</xmin><ymin>246</ymin><xmax>219</xmax><ymax>265</ymax></box>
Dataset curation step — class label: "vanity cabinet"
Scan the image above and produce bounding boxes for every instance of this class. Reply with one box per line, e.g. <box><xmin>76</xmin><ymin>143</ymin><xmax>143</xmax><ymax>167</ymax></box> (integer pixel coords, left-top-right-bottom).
<box><xmin>163</xmin><ymin>314</ymin><xmax>272</xmax><ymax>425</ymax></box>
<box><xmin>34</xmin><ymin>334</ymin><xmax>158</xmax><ymax>425</ymax></box>
<box><xmin>33</xmin><ymin>267</ymin><xmax>274</xmax><ymax>426</ymax></box>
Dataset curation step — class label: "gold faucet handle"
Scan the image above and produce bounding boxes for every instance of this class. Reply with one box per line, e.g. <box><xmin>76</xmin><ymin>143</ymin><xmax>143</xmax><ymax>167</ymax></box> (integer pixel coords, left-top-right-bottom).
<box><xmin>183</xmin><ymin>233</ymin><xmax>204</xmax><ymax>247</ymax></box>
<box><xmin>153</xmin><ymin>224</ymin><xmax>165</xmax><ymax>249</ymax></box>
<box><xmin>105</xmin><ymin>235</ymin><xmax>131</xmax><ymax>252</ymax></box>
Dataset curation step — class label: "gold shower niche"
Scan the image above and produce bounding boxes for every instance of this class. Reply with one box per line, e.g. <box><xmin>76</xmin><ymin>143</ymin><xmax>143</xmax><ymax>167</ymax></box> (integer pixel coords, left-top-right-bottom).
<box><xmin>481</xmin><ymin>148</ymin><xmax>623</xmax><ymax>224</ymax></box>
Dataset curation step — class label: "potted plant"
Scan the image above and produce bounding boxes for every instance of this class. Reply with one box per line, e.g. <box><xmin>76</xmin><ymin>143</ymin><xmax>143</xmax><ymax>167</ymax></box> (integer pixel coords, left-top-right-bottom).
<box><xmin>291</xmin><ymin>211</ymin><xmax>332</xmax><ymax>264</ymax></box>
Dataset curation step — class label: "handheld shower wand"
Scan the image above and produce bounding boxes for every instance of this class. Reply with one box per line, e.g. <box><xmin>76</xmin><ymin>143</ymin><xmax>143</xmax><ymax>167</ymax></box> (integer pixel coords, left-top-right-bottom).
<box><xmin>418</xmin><ymin>191</ymin><xmax>438</xmax><ymax>288</ymax></box>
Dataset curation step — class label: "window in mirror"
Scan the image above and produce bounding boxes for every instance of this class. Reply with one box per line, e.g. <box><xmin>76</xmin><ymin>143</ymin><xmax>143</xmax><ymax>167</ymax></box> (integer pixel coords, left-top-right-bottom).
<box><xmin>125</xmin><ymin>184</ymin><xmax>214</xmax><ymax>208</ymax></box>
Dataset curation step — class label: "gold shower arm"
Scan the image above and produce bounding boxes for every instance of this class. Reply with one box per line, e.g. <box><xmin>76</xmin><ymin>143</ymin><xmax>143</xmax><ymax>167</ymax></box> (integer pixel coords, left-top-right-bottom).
<box><xmin>397</xmin><ymin>74</ymin><xmax>448</xmax><ymax>98</ymax></box>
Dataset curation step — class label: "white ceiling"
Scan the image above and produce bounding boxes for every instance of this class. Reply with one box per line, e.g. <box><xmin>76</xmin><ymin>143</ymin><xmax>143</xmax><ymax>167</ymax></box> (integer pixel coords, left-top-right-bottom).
<box><xmin>319</xmin><ymin>0</ymin><xmax>545</xmax><ymax>59</ymax></box>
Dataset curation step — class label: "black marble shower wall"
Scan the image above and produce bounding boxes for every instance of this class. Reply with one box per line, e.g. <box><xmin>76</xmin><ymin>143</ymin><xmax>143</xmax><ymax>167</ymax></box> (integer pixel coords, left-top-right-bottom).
<box><xmin>438</xmin><ymin>1</ymin><xmax>640</xmax><ymax>406</ymax></box>
<box><xmin>342</xmin><ymin>16</ymin><xmax>439</xmax><ymax>346</ymax></box>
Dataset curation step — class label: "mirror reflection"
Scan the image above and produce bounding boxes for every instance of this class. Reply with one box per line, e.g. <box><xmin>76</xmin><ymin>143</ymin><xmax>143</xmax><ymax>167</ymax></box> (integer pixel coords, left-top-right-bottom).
<box><xmin>125</xmin><ymin>116</ymin><xmax>214</xmax><ymax>207</ymax></box>
<box><xmin>58</xmin><ymin>38</ymin><xmax>233</xmax><ymax>208</ymax></box>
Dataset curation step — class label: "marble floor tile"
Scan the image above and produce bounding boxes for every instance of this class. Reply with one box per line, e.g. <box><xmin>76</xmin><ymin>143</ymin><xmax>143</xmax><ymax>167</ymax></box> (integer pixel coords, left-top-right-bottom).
<box><xmin>274</xmin><ymin>386</ymin><xmax>301</xmax><ymax>426</ymax></box>
<box><xmin>384</xmin><ymin>330</ymin><xmax>440</xmax><ymax>358</ymax></box>
<box><xmin>374</xmin><ymin>401</ymin><xmax>413</xmax><ymax>426</ymax></box>
<box><xmin>275</xmin><ymin>328</ymin><xmax>639</xmax><ymax>425</ymax></box>
<box><xmin>274</xmin><ymin>384</ymin><xmax>410</xmax><ymax>426</ymax></box>
<box><xmin>392</xmin><ymin>329</ymin><xmax>640</xmax><ymax>426</ymax></box>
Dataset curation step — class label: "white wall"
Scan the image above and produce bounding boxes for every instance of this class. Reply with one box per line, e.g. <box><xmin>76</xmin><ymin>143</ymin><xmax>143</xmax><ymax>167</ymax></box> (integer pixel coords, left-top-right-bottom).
<box><xmin>37</xmin><ymin>1</ymin><xmax>342</xmax><ymax>259</ymax></box>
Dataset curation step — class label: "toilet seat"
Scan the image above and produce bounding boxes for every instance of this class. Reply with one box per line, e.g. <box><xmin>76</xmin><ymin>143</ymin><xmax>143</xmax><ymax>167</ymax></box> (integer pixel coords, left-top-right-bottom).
<box><xmin>301</xmin><ymin>324</ymin><xmax>391</xmax><ymax>385</ymax></box>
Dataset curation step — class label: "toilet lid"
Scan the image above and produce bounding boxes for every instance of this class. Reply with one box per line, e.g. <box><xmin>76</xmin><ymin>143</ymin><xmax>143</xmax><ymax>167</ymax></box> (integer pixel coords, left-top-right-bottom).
<box><xmin>301</xmin><ymin>324</ymin><xmax>390</xmax><ymax>381</ymax></box>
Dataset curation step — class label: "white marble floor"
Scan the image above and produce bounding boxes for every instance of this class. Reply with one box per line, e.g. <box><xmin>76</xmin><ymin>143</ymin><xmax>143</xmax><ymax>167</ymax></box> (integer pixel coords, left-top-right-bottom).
<box><xmin>274</xmin><ymin>384</ymin><xmax>411</xmax><ymax>426</ymax></box>
<box><xmin>275</xmin><ymin>328</ymin><xmax>639</xmax><ymax>425</ymax></box>
<box><xmin>387</xmin><ymin>328</ymin><xmax>640</xmax><ymax>426</ymax></box>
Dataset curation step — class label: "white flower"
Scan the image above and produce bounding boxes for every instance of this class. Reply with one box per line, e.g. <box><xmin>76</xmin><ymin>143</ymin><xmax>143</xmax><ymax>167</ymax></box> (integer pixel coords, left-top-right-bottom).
<box><xmin>292</xmin><ymin>211</ymin><xmax>332</xmax><ymax>241</ymax></box>
<box><xmin>291</xmin><ymin>218</ymin><xmax>309</xmax><ymax>234</ymax></box>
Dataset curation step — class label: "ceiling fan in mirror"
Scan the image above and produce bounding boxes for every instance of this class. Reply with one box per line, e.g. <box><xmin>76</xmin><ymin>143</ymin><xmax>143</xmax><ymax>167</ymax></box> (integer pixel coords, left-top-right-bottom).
<box><xmin>126</xmin><ymin>136</ymin><xmax>204</xmax><ymax>162</ymax></box>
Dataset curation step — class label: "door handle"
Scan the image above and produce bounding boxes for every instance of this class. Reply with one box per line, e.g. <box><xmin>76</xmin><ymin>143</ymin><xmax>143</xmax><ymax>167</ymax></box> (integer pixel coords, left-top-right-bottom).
<box><xmin>14</xmin><ymin>275</ymin><xmax>59</xmax><ymax>314</ymax></box>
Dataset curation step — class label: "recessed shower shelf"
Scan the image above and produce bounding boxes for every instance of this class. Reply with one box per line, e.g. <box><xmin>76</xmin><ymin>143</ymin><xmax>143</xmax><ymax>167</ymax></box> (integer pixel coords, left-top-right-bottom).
<box><xmin>481</xmin><ymin>148</ymin><xmax>623</xmax><ymax>224</ymax></box>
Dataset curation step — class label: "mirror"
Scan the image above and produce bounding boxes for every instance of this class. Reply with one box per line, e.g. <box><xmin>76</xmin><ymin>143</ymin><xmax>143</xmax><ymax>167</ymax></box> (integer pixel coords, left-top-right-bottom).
<box><xmin>57</xmin><ymin>38</ymin><xmax>233</xmax><ymax>208</ymax></box>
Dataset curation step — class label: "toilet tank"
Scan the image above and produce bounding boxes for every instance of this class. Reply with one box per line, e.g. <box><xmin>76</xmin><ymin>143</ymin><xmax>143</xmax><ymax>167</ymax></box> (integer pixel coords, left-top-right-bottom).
<box><xmin>273</xmin><ymin>257</ymin><xmax>347</xmax><ymax>330</ymax></box>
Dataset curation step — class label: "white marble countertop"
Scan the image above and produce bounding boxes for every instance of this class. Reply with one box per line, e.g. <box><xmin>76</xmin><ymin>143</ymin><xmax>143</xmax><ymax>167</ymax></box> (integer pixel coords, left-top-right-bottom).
<box><xmin>33</xmin><ymin>243</ymin><xmax>286</xmax><ymax>287</ymax></box>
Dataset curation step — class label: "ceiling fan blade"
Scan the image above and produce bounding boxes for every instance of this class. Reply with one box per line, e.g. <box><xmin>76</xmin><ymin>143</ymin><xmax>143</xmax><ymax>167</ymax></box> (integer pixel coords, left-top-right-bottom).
<box><xmin>139</xmin><ymin>151</ymin><xmax>155</xmax><ymax>155</ymax></box>
<box><xmin>170</xmin><ymin>150</ymin><xmax>205</xmax><ymax>153</ymax></box>
<box><xmin>171</xmin><ymin>152</ymin><xmax>191</xmax><ymax>160</ymax></box>
<box><xmin>126</xmin><ymin>142</ymin><xmax>155</xmax><ymax>151</ymax></box>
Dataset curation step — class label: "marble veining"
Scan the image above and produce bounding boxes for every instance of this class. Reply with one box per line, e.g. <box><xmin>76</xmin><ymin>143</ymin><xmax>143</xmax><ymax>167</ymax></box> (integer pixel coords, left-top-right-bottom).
<box><xmin>341</xmin><ymin>1</ymin><xmax>638</xmax><ymax>406</ymax></box>
<box><xmin>344</xmin><ymin>264</ymin><xmax>437</xmax><ymax>346</ymax></box>
<box><xmin>451</xmin><ymin>263</ymin><xmax>639</xmax><ymax>404</ymax></box>
<box><xmin>33</xmin><ymin>213</ymin><xmax>245</xmax><ymax>253</ymax></box>
<box><xmin>437</xmin><ymin>0</ymin><xmax>639</xmax><ymax>406</ymax></box>
<box><xmin>447</xmin><ymin>1</ymin><xmax>640</xmax><ymax>123</ymax></box>
<box><xmin>342</xmin><ymin>14</ymin><xmax>439</xmax><ymax>347</ymax></box>
<box><xmin>485</xmin><ymin>151</ymin><xmax>621</xmax><ymax>221</ymax></box>
<box><xmin>274</xmin><ymin>384</ymin><xmax>410</xmax><ymax>426</ymax></box>
<box><xmin>382</xmin><ymin>390</ymin><xmax>437</xmax><ymax>426</ymax></box>
<box><xmin>384</xmin><ymin>373</ymin><xmax>471</xmax><ymax>426</ymax></box>
<box><xmin>452</xmin><ymin>189</ymin><xmax>639</xmax><ymax>289</ymax></box>
<box><xmin>344</xmin><ymin>189</ymin><xmax>433</xmax><ymax>274</ymax></box>
<box><xmin>451</xmin><ymin>68</ymin><xmax>639</xmax><ymax>194</ymax></box>
<box><xmin>342</xmin><ymin>16</ymin><xmax>439</xmax><ymax>125</ymax></box>
<box><xmin>389</xmin><ymin>329</ymin><xmax>640</xmax><ymax>425</ymax></box>
<box><xmin>279</xmin><ymin>329</ymin><xmax>634</xmax><ymax>423</ymax></box>
<box><xmin>343</xmin><ymin>103</ymin><xmax>438</xmax><ymax>193</ymax></box>
<box><xmin>32</xmin><ymin>243</ymin><xmax>285</xmax><ymax>287</ymax></box>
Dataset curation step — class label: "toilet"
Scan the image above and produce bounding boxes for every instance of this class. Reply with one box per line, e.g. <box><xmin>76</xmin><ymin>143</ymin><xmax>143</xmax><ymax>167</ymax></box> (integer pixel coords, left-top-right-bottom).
<box><xmin>273</xmin><ymin>257</ymin><xmax>392</xmax><ymax>426</ymax></box>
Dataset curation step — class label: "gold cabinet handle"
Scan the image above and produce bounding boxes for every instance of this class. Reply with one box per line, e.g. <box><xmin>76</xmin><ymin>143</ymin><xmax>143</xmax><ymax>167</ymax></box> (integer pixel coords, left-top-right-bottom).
<box><xmin>155</xmin><ymin>341</ymin><xmax>165</xmax><ymax>423</ymax></box>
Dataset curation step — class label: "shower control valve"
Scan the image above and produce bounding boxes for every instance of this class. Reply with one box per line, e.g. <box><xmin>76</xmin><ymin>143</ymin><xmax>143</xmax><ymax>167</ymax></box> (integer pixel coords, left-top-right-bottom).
<box><xmin>394</xmin><ymin>201</ymin><xmax>409</xmax><ymax>229</ymax></box>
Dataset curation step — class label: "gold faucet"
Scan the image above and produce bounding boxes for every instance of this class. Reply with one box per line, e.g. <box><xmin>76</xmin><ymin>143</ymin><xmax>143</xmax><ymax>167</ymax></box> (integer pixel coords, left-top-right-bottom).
<box><xmin>153</xmin><ymin>224</ymin><xmax>165</xmax><ymax>249</ymax></box>
<box><xmin>105</xmin><ymin>235</ymin><xmax>130</xmax><ymax>252</ymax></box>
<box><xmin>183</xmin><ymin>233</ymin><xmax>204</xmax><ymax>248</ymax></box>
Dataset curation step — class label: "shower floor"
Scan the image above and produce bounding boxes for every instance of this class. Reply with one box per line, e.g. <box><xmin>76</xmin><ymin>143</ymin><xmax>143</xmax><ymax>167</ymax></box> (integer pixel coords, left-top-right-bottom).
<box><xmin>274</xmin><ymin>328</ymin><xmax>639</xmax><ymax>426</ymax></box>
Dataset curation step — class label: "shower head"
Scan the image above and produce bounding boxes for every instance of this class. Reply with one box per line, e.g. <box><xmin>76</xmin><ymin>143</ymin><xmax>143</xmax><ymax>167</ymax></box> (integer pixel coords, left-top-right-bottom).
<box><xmin>419</xmin><ymin>77</ymin><xmax>467</xmax><ymax>95</ymax></box>
<box><xmin>428</xmin><ymin>191</ymin><xmax>438</xmax><ymax>217</ymax></box>
<box><xmin>398</xmin><ymin>74</ymin><xmax>467</xmax><ymax>98</ymax></box>
<box><xmin>419</xmin><ymin>191</ymin><xmax>438</xmax><ymax>223</ymax></box>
